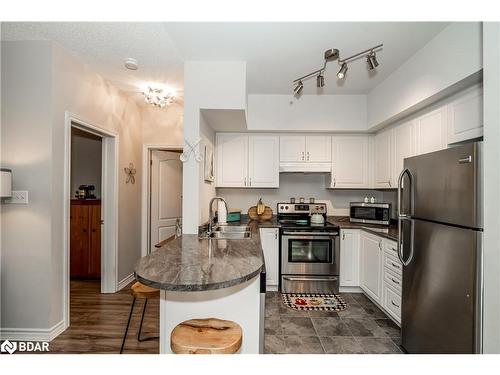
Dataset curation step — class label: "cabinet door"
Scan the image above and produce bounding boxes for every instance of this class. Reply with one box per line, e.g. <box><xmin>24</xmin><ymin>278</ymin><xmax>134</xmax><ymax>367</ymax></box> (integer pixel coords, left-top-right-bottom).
<box><xmin>447</xmin><ymin>86</ymin><xmax>483</xmax><ymax>144</ymax></box>
<box><xmin>305</xmin><ymin>136</ymin><xmax>331</xmax><ymax>162</ymax></box>
<box><xmin>259</xmin><ymin>228</ymin><xmax>279</xmax><ymax>286</ymax></box>
<box><xmin>332</xmin><ymin>136</ymin><xmax>369</xmax><ymax>188</ymax></box>
<box><xmin>360</xmin><ymin>232</ymin><xmax>383</xmax><ymax>303</ymax></box>
<box><xmin>88</xmin><ymin>205</ymin><xmax>101</xmax><ymax>278</ymax></box>
<box><xmin>415</xmin><ymin>107</ymin><xmax>447</xmax><ymax>155</ymax></box>
<box><xmin>216</xmin><ymin>134</ymin><xmax>248</xmax><ymax>187</ymax></box>
<box><xmin>248</xmin><ymin>135</ymin><xmax>279</xmax><ymax>188</ymax></box>
<box><xmin>280</xmin><ymin>136</ymin><xmax>306</xmax><ymax>162</ymax></box>
<box><xmin>339</xmin><ymin>230</ymin><xmax>360</xmax><ymax>287</ymax></box>
<box><xmin>374</xmin><ymin>129</ymin><xmax>393</xmax><ymax>188</ymax></box>
<box><xmin>70</xmin><ymin>204</ymin><xmax>89</xmax><ymax>278</ymax></box>
<box><xmin>393</xmin><ymin>120</ymin><xmax>416</xmax><ymax>185</ymax></box>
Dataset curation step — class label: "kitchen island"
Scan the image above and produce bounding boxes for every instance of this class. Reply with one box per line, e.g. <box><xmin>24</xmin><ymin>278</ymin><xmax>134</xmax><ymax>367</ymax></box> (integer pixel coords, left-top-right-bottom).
<box><xmin>134</xmin><ymin>221</ymin><xmax>267</xmax><ymax>354</ymax></box>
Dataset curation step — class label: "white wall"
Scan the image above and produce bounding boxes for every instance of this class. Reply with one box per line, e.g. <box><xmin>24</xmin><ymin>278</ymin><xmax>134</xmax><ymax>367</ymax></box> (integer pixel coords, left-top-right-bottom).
<box><xmin>217</xmin><ymin>173</ymin><xmax>384</xmax><ymax>217</ymax></box>
<box><xmin>1</xmin><ymin>41</ymin><xmax>145</xmax><ymax>333</ymax></box>
<box><xmin>199</xmin><ymin>113</ymin><xmax>216</xmax><ymax>224</ymax></box>
<box><xmin>141</xmin><ymin>102</ymin><xmax>183</xmax><ymax>146</ymax></box>
<box><xmin>482</xmin><ymin>22</ymin><xmax>500</xmax><ymax>354</ymax></box>
<box><xmin>368</xmin><ymin>22</ymin><xmax>483</xmax><ymax>129</ymax></box>
<box><xmin>247</xmin><ymin>94</ymin><xmax>367</xmax><ymax>132</ymax></box>
<box><xmin>71</xmin><ymin>128</ymin><xmax>102</xmax><ymax>198</ymax></box>
<box><xmin>182</xmin><ymin>61</ymin><xmax>247</xmax><ymax>234</ymax></box>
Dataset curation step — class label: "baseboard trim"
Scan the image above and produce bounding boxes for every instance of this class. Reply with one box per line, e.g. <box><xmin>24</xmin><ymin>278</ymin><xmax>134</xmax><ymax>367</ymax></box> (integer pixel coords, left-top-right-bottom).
<box><xmin>339</xmin><ymin>286</ymin><xmax>364</xmax><ymax>293</ymax></box>
<box><xmin>118</xmin><ymin>273</ymin><xmax>135</xmax><ymax>291</ymax></box>
<box><xmin>0</xmin><ymin>319</ymin><xmax>66</xmax><ymax>342</ymax></box>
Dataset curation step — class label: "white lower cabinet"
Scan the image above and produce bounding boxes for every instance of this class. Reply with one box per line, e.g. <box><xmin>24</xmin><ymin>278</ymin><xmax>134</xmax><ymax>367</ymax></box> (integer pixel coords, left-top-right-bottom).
<box><xmin>359</xmin><ymin>232</ymin><xmax>383</xmax><ymax>304</ymax></box>
<box><xmin>382</xmin><ymin>239</ymin><xmax>402</xmax><ymax>325</ymax></box>
<box><xmin>259</xmin><ymin>228</ymin><xmax>279</xmax><ymax>287</ymax></box>
<box><xmin>339</xmin><ymin>229</ymin><xmax>360</xmax><ymax>287</ymax></box>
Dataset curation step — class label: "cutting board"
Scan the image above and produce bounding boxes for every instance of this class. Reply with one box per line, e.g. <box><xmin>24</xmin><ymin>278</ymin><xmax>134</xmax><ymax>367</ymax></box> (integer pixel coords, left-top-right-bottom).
<box><xmin>247</xmin><ymin>206</ymin><xmax>273</xmax><ymax>221</ymax></box>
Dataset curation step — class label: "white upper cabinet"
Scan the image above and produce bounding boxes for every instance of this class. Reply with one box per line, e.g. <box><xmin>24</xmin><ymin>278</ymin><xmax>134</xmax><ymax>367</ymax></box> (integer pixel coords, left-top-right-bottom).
<box><xmin>374</xmin><ymin>128</ymin><xmax>394</xmax><ymax>188</ymax></box>
<box><xmin>279</xmin><ymin>135</ymin><xmax>331</xmax><ymax>163</ymax></box>
<box><xmin>216</xmin><ymin>133</ymin><xmax>248</xmax><ymax>187</ymax></box>
<box><xmin>331</xmin><ymin>135</ymin><xmax>369</xmax><ymax>188</ymax></box>
<box><xmin>305</xmin><ymin>135</ymin><xmax>331</xmax><ymax>162</ymax></box>
<box><xmin>216</xmin><ymin>133</ymin><xmax>279</xmax><ymax>188</ymax></box>
<box><xmin>248</xmin><ymin>135</ymin><xmax>280</xmax><ymax>188</ymax></box>
<box><xmin>447</xmin><ymin>85</ymin><xmax>483</xmax><ymax>145</ymax></box>
<box><xmin>415</xmin><ymin>107</ymin><xmax>447</xmax><ymax>155</ymax></box>
<box><xmin>393</xmin><ymin>120</ymin><xmax>416</xmax><ymax>185</ymax></box>
<box><xmin>279</xmin><ymin>135</ymin><xmax>306</xmax><ymax>162</ymax></box>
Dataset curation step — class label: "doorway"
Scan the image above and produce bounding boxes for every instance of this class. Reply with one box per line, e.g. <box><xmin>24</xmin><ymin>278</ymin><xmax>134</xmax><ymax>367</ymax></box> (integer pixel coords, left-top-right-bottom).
<box><xmin>146</xmin><ymin>149</ymin><xmax>183</xmax><ymax>253</ymax></box>
<box><xmin>63</xmin><ymin>113</ymin><xmax>119</xmax><ymax>330</ymax></box>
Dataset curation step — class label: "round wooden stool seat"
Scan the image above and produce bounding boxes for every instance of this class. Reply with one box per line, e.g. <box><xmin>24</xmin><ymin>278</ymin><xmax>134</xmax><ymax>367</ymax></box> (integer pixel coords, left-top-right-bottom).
<box><xmin>130</xmin><ymin>281</ymin><xmax>159</xmax><ymax>299</ymax></box>
<box><xmin>171</xmin><ymin>318</ymin><xmax>242</xmax><ymax>354</ymax></box>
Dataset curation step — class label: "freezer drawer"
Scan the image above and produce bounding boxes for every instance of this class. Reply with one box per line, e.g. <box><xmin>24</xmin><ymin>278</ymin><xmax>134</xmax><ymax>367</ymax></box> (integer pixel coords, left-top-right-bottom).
<box><xmin>401</xmin><ymin>219</ymin><xmax>480</xmax><ymax>353</ymax></box>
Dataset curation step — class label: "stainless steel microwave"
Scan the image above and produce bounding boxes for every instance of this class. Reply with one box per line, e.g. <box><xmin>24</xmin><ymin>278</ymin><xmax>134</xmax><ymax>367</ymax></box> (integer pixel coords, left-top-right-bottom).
<box><xmin>349</xmin><ymin>202</ymin><xmax>391</xmax><ymax>225</ymax></box>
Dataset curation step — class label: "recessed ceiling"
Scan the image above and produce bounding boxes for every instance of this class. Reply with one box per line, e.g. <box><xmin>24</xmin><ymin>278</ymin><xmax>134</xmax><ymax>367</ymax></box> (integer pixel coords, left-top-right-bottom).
<box><xmin>2</xmin><ymin>21</ymin><xmax>449</xmax><ymax>97</ymax></box>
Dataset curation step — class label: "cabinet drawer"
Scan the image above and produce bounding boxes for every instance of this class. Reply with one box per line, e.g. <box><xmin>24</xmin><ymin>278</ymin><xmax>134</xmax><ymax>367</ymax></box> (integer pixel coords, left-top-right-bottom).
<box><xmin>384</xmin><ymin>284</ymin><xmax>401</xmax><ymax>323</ymax></box>
<box><xmin>383</xmin><ymin>240</ymin><xmax>398</xmax><ymax>258</ymax></box>
<box><xmin>383</xmin><ymin>268</ymin><xmax>402</xmax><ymax>294</ymax></box>
<box><xmin>383</xmin><ymin>251</ymin><xmax>402</xmax><ymax>275</ymax></box>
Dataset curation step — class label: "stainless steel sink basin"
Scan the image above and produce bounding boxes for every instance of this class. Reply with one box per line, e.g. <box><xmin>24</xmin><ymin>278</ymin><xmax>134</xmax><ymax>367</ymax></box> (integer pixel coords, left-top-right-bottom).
<box><xmin>209</xmin><ymin>231</ymin><xmax>252</xmax><ymax>239</ymax></box>
<box><xmin>213</xmin><ymin>225</ymin><xmax>250</xmax><ymax>233</ymax></box>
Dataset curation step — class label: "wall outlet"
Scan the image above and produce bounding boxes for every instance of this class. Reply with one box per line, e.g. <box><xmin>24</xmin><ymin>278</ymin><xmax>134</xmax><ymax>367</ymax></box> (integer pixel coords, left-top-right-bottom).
<box><xmin>6</xmin><ymin>190</ymin><xmax>29</xmax><ymax>204</ymax></box>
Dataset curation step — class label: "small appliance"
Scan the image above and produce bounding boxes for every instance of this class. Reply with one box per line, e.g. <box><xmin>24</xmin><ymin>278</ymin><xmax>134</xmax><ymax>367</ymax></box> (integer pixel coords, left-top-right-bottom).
<box><xmin>349</xmin><ymin>202</ymin><xmax>391</xmax><ymax>225</ymax></box>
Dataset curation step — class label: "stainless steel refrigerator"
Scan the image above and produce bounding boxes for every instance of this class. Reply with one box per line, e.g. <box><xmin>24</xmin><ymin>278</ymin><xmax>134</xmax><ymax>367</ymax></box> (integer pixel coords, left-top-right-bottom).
<box><xmin>397</xmin><ymin>142</ymin><xmax>483</xmax><ymax>354</ymax></box>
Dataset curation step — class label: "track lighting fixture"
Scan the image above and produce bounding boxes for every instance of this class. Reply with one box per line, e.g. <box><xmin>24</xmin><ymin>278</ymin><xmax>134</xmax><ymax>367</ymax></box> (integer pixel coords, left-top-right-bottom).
<box><xmin>292</xmin><ymin>43</ymin><xmax>383</xmax><ymax>93</ymax></box>
<box><xmin>366</xmin><ymin>51</ymin><xmax>379</xmax><ymax>70</ymax></box>
<box><xmin>337</xmin><ymin>63</ymin><xmax>348</xmax><ymax>80</ymax></box>
<box><xmin>294</xmin><ymin>80</ymin><xmax>304</xmax><ymax>95</ymax></box>
<box><xmin>316</xmin><ymin>73</ymin><xmax>325</xmax><ymax>88</ymax></box>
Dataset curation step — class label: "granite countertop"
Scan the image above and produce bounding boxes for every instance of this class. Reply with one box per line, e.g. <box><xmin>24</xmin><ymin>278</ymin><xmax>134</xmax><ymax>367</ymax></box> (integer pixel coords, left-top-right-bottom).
<box><xmin>134</xmin><ymin>217</ymin><xmax>279</xmax><ymax>292</ymax></box>
<box><xmin>327</xmin><ymin>216</ymin><xmax>398</xmax><ymax>241</ymax></box>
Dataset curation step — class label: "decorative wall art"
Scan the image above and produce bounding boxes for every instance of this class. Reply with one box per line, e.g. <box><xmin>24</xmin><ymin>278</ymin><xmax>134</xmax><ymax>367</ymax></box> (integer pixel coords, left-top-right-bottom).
<box><xmin>204</xmin><ymin>144</ymin><xmax>215</xmax><ymax>182</ymax></box>
<box><xmin>124</xmin><ymin>163</ymin><xmax>137</xmax><ymax>184</ymax></box>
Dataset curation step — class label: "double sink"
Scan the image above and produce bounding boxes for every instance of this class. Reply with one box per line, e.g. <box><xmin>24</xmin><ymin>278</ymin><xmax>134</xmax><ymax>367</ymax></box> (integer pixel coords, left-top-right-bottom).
<box><xmin>201</xmin><ymin>225</ymin><xmax>252</xmax><ymax>240</ymax></box>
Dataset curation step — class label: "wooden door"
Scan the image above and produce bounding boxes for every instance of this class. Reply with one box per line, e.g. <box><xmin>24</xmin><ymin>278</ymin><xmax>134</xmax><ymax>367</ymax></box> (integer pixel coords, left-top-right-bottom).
<box><xmin>305</xmin><ymin>136</ymin><xmax>331</xmax><ymax>162</ymax></box>
<box><xmin>216</xmin><ymin>134</ymin><xmax>249</xmax><ymax>187</ymax></box>
<box><xmin>70</xmin><ymin>204</ymin><xmax>89</xmax><ymax>278</ymax></box>
<box><xmin>248</xmin><ymin>135</ymin><xmax>279</xmax><ymax>188</ymax></box>
<box><xmin>88</xmin><ymin>204</ymin><xmax>101</xmax><ymax>278</ymax></box>
<box><xmin>150</xmin><ymin>150</ymin><xmax>183</xmax><ymax>252</ymax></box>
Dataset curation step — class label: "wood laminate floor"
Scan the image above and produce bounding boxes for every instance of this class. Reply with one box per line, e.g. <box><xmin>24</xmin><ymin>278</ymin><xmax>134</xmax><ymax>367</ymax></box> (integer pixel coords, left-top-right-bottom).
<box><xmin>49</xmin><ymin>280</ymin><xmax>159</xmax><ymax>354</ymax></box>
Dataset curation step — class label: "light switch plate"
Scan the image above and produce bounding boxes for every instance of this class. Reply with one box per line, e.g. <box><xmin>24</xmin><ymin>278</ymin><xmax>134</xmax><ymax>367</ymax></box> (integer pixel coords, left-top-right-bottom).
<box><xmin>6</xmin><ymin>190</ymin><xmax>29</xmax><ymax>204</ymax></box>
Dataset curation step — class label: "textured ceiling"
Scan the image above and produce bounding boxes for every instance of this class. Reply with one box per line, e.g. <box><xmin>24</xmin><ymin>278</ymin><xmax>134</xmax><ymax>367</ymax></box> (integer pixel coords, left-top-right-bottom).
<box><xmin>2</xmin><ymin>22</ymin><xmax>449</xmax><ymax>97</ymax></box>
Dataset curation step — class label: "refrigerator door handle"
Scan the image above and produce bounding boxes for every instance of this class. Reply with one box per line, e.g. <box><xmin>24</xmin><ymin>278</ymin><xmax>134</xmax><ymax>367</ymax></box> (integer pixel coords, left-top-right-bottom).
<box><xmin>398</xmin><ymin>168</ymin><xmax>415</xmax><ymax>267</ymax></box>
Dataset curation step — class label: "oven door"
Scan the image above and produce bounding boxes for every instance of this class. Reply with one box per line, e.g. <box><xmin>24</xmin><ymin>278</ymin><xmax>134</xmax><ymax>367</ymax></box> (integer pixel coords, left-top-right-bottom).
<box><xmin>281</xmin><ymin>232</ymin><xmax>339</xmax><ymax>275</ymax></box>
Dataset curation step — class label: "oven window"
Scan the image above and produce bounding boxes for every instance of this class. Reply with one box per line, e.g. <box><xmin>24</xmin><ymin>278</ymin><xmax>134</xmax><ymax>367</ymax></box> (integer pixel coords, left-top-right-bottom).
<box><xmin>351</xmin><ymin>207</ymin><xmax>389</xmax><ymax>221</ymax></box>
<box><xmin>288</xmin><ymin>239</ymin><xmax>332</xmax><ymax>263</ymax></box>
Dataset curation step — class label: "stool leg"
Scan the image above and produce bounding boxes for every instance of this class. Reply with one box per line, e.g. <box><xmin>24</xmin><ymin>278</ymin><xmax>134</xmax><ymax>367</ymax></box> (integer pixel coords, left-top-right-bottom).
<box><xmin>137</xmin><ymin>298</ymin><xmax>159</xmax><ymax>342</ymax></box>
<box><xmin>120</xmin><ymin>297</ymin><xmax>136</xmax><ymax>354</ymax></box>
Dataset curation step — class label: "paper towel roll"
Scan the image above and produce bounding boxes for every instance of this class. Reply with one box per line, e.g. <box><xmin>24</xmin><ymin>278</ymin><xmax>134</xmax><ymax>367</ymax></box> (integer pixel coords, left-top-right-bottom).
<box><xmin>217</xmin><ymin>200</ymin><xmax>227</xmax><ymax>224</ymax></box>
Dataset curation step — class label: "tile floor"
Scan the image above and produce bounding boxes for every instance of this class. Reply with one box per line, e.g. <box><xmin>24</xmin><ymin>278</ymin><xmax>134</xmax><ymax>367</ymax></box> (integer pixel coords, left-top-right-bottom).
<box><xmin>264</xmin><ymin>291</ymin><xmax>404</xmax><ymax>354</ymax></box>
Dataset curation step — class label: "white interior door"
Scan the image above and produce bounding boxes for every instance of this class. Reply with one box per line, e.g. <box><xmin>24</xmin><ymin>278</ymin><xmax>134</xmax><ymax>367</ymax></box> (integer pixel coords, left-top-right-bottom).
<box><xmin>150</xmin><ymin>150</ymin><xmax>182</xmax><ymax>252</ymax></box>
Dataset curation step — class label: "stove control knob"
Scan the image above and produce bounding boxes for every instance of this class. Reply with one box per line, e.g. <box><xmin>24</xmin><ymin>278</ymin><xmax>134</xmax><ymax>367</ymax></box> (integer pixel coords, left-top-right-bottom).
<box><xmin>285</xmin><ymin>205</ymin><xmax>289</xmax><ymax>210</ymax></box>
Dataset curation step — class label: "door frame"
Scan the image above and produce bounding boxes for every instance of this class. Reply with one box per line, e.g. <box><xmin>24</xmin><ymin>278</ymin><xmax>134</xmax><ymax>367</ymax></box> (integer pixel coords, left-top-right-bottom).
<box><xmin>141</xmin><ymin>144</ymin><xmax>183</xmax><ymax>257</ymax></box>
<box><xmin>63</xmin><ymin>112</ymin><xmax>119</xmax><ymax>328</ymax></box>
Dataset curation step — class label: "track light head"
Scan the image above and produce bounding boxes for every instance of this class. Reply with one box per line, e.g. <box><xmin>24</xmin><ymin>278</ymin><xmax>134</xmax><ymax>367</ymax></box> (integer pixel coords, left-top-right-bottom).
<box><xmin>294</xmin><ymin>80</ymin><xmax>304</xmax><ymax>95</ymax></box>
<box><xmin>316</xmin><ymin>73</ymin><xmax>325</xmax><ymax>88</ymax></box>
<box><xmin>337</xmin><ymin>63</ymin><xmax>348</xmax><ymax>80</ymax></box>
<box><xmin>366</xmin><ymin>52</ymin><xmax>379</xmax><ymax>70</ymax></box>
<box><xmin>324</xmin><ymin>48</ymin><xmax>339</xmax><ymax>62</ymax></box>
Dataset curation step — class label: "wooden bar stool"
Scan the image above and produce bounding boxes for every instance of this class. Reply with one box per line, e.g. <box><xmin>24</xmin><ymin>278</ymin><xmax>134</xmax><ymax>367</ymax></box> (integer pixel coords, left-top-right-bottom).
<box><xmin>171</xmin><ymin>318</ymin><xmax>242</xmax><ymax>354</ymax></box>
<box><xmin>120</xmin><ymin>281</ymin><xmax>160</xmax><ymax>354</ymax></box>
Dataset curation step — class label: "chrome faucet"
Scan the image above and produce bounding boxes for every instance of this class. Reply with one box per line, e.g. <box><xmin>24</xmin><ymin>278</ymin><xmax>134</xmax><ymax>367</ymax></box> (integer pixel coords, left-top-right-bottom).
<box><xmin>208</xmin><ymin>196</ymin><xmax>228</xmax><ymax>235</ymax></box>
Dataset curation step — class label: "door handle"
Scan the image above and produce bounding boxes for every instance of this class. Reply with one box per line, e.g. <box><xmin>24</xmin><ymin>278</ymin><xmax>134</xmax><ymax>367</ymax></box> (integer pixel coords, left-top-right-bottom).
<box><xmin>397</xmin><ymin>168</ymin><xmax>414</xmax><ymax>267</ymax></box>
<box><xmin>283</xmin><ymin>276</ymin><xmax>338</xmax><ymax>282</ymax></box>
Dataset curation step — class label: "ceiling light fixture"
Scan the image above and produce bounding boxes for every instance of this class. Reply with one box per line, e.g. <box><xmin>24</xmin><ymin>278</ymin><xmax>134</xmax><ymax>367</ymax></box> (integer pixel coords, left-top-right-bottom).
<box><xmin>124</xmin><ymin>58</ymin><xmax>139</xmax><ymax>70</ymax></box>
<box><xmin>316</xmin><ymin>73</ymin><xmax>325</xmax><ymax>88</ymax></box>
<box><xmin>142</xmin><ymin>86</ymin><xmax>175</xmax><ymax>108</ymax></box>
<box><xmin>337</xmin><ymin>63</ymin><xmax>348</xmax><ymax>80</ymax></box>
<box><xmin>366</xmin><ymin>51</ymin><xmax>379</xmax><ymax>70</ymax></box>
<box><xmin>292</xmin><ymin>43</ymin><xmax>383</xmax><ymax>93</ymax></box>
<box><xmin>293</xmin><ymin>80</ymin><xmax>304</xmax><ymax>95</ymax></box>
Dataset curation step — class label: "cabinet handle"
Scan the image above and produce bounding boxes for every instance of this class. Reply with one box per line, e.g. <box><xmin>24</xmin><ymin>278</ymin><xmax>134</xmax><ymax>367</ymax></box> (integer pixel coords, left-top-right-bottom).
<box><xmin>307</xmin><ymin>151</ymin><xmax>310</xmax><ymax>161</ymax></box>
<box><xmin>302</xmin><ymin>151</ymin><xmax>305</xmax><ymax>161</ymax></box>
<box><xmin>249</xmin><ymin>177</ymin><xmax>252</xmax><ymax>186</ymax></box>
<box><xmin>333</xmin><ymin>178</ymin><xmax>336</xmax><ymax>187</ymax></box>
<box><xmin>388</xmin><ymin>179</ymin><xmax>392</xmax><ymax>187</ymax></box>
<box><xmin>391</xmin><ymin>277</ymin><xmax>400</xmax><ymax>285</ymax></box>
<box><xmin>391</xmin><ymin>262</ymin><xmax>401</xmax><ymax>269</ymax></box>
<box><xmin>378</xmin><ymin>241</ymin><xmax>382</xmax><ymax>250</ymax></box>
<box><xmin>244</xmin><ymin>177</ymin><xmax>247</xmax><ymax>186</ymax></box>
<box><xmin>275</xmin><ymin>232</ymin><xmax>278</xmax><ymax>239</ymax></box>
<box><xmin>391</xmin><ymin>300</ymin><xmax>400</xmax><ymax>308</ymax></box>
<box><xmin>342</xmin><ymin>232</ymin><xmax>345</xmax><ymax>240</ymax></box>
